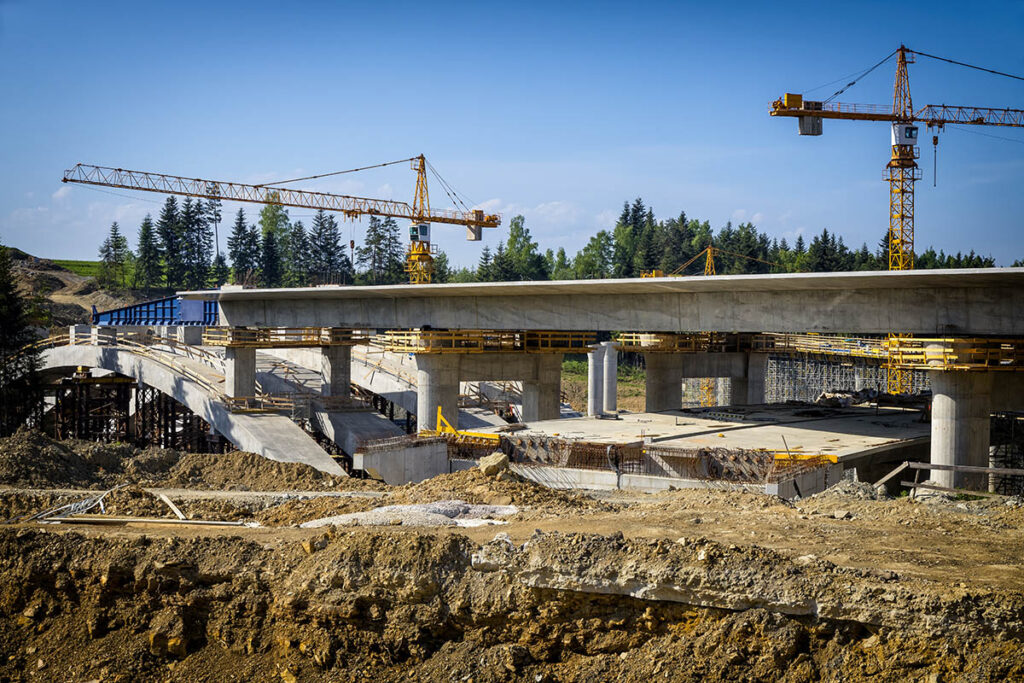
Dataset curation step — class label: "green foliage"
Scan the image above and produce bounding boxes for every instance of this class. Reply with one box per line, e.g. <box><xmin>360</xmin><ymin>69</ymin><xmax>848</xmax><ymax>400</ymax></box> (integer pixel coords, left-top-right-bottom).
<box><xmin>180</xmin><ymin>198</ymin><xmax>212</xmax><ymax>289</ymax></box>
<box><xmin>52</xmin><ymin>260</ymin><xmax>103</xmax><ymax>278</ymax></box>
<box><xmin>156</xmin><ymin>196</ymin><xmax>185</xmax><ymax>289</ymax></box>
<box><xmin>227</xmin><ymin>208</ymin><xmax>260</xmax><ymax>284</ymax></box>
<box><xmin>98</xmin><ymin>222</ymin><xmax>131</xmax><ymax>289</ymax></box>
<box><xmin>259</xmin><ymin>229</ymin><xmax>282</xmax><ymax>287</ymax></box>
<box><xmin>135</xmin><ymin>214</ymin><xmax>162</xmax><ymax>294</ymax></box>
<box><xmin>309</xmin><ymin>210</ymin><xmax>352</xmax><ymax>284</ymax></box>
<box><xmin>209</xmin><ymin>252</ymin><xmax>230</xmax><ymax>288</ymax></box>
<box><xmin>0</xmin><ymin>242</ymin><xmax>41</xmax><ymax>435</ymax></box>
<box><xmin>355</xmin><ymin>217</ymin><xmax>404</xmax><ymax>284</ymax></box>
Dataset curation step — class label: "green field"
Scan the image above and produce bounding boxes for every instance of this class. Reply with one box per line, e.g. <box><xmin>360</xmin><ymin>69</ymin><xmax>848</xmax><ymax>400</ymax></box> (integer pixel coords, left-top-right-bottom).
<box><xmin>52</xmin><ymin>259</ymin><xmax>103</xmax><ymax>278</ymax></box>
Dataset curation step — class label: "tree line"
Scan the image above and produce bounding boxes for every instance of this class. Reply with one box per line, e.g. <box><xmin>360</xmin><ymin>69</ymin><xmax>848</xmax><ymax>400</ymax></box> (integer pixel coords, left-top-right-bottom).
<box><xmin>98</xmin><ymin>194</ymin><xmax>1001</xmax><ymax>293</ymax></box>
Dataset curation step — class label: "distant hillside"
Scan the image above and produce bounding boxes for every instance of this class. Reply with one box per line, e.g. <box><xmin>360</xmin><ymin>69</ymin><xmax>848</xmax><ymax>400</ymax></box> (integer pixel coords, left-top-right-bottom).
<box><xmin>10</xmin><ymin>250</ymin><xmax>138</xmax><ymax>332</ymax></box>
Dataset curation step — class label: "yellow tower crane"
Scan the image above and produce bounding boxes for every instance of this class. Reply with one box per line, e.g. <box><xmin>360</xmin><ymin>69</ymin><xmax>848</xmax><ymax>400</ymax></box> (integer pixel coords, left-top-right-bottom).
<box><xmin>771</xmin><ymin>45</ymin><xmax>1024</xmax><ymax>393</ymax></box>
<box><xmin>61</xmin><ymin>154</ymin><xmax>501</xmax><ymax>285</ymax></box>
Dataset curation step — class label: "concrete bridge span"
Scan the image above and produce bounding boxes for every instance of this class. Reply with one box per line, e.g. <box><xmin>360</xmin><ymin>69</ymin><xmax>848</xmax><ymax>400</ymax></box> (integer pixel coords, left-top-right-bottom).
<box><xmin>191</xmin><ymin>268</ymin><xmax>1024</xmax><ymax>336</ymax></box>
<box><xmin>40</xmin><ymin>345</ymin><xmax>344</xmax><ymax>476</ymax></box>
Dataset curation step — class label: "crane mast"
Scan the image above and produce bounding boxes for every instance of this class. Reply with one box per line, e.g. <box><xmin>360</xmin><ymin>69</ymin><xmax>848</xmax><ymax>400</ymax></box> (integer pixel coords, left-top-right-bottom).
<box><xmin>62</xmin><ymin>154</ymin><xmax>500</xmax><ymax>285</ymax></box>
<box><xmin>770</xmin><ymin>45</ymin><xmax>1024</xmax><ymax>393</ymax></box>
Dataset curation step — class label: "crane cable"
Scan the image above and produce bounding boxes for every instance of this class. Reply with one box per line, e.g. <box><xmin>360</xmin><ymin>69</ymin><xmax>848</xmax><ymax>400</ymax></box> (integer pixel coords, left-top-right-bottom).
<box><xmin>254</xmin><ymin>157</ymin><xmax>417</xmax><ymax>188</ymax></box>
<box><xmin>823</xmin><ymin>49</ymin><xmax>898</xmax><ymax>103</ymax></box>
<box><xmin>910</xmin><ymin>49</ymin><xmax>1024</xmax><ymax>82</ymax></box>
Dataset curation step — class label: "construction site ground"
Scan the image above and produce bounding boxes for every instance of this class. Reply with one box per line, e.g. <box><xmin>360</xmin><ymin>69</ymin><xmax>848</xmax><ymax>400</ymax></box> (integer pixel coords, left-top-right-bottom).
<box><xmin>1</xmin><ymin>431</ymin><xmax>1022</xmax><ymax>681</ymax></box>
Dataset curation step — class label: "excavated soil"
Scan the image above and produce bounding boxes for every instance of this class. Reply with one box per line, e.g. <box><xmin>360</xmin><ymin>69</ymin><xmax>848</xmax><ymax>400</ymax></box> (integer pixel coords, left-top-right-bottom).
<box><xmin>0</xmin><ymin>527</ymin><xmax>1021</xmax><ymax>682</ymax></box>
<box><xmin>0</xmin><ymin>430</ymin><xmax>377</xmax><ymax>492</ymax></box>
<box><xmin>2</xmin><ymin>434</ymin><xmax>1024</xmax><ymax>679</ymax></box>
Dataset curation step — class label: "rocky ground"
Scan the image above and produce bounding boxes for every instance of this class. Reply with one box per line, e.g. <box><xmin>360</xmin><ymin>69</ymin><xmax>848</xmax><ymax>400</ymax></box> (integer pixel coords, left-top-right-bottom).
<box><xmin>0</xmin><ymin>431</ymin><xmax>1022</xmax><ymax>681</ymax></box>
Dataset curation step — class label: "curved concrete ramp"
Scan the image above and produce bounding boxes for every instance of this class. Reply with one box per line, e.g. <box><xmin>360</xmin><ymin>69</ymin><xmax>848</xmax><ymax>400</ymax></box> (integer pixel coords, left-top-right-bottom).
<box><xmin>40</xmin><ymin>346</ymin><xmax>343</xmax><ymax>476</ymax></box>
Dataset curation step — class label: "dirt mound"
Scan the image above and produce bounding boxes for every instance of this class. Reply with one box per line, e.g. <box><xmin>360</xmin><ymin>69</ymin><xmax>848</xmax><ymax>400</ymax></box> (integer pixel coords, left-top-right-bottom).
<box><xmin>387</xmin><ymin>467</ymin><xmax>607</xmax><ymax>514</ymax></box>
<box><xmin>157</xmin><ymin>452</ymin><xmax>370</xmax><ymax>492</ymax></box>
<box><xmin>0</xmin><ymin>429</ymin><xmax>102</xmax><ymax>488</ymax></box>
<box><xmin>0</xmin><ymin>527</ymin><xmax>1021</xmax><ymax>682</ymax></box>
<box><xmin>99</xmin><ymin>486</ymin><xmax>176</xmax><ymax>519</ymax></box>
<box><xmin>0</xmin><ymin>431</ymin><xmax>364</xmax><ymax>492</ymax></box>
<box><xmin>810</xmin><ymin>477</ymin><xmax>883</xmax><ymax>501</ymax></box>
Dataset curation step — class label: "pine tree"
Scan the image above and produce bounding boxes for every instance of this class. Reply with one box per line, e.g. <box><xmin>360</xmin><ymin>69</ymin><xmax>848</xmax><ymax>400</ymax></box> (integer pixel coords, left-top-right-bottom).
<box><xmin>492</xmin><ymin>243</ymin><xmax>515</xmax><ymax>281</ymax></box>
<box><xmin>227</xmin><ymin>209</ymin><xmax>261</xmax><ymax>284</ymax></box>
<box><xmin>209</xmin><ymin>252</ymin><xmax>230</xmax><ymax>287</ymax></box>
<box><xmin>287</xmin><ymin>221</ymin><xmax>310</xmax><ymax>286</ymax></box>
<box><xmin>260</xmin><ymin>230</ymin><xmax>282</xmax><ymax>287</ymax></box>
<box><xmin>203</xmin><ymin>186</ymin><xmax>223</xmax><ymax>255</ymax></box>
<box><xmin>432</xmin><ymin>252</ymin><xmax>452</xmax><ymax>283</ymax></box>
<box><xmin>98</xmin><ymin>222</ymin><xmax>130</xmax><ymax>288</ymax></box>
<box><xmin>309</xmin><ymin>210</ymin><xmax>351</xmax><ymax>283</ymax></box>
<box><xmin>0</xmin><ymin>242</ymin><xmax>40</xmax><ymax>436</ymax></box>
<box><xmin>476</xmin><ymin>245</ymin><xmax>494</xmax><ymax>282</ymax></box>
<box><xmin>135</xmin><ymin>214</ymin><xmax>162</xmax><ymax>294</ymax></box>
<box><xmin>356</xmin><ymin>217</ymin><xmax>404</xmax><ymax>284</ymax></box>
<box><xmin>156</xmin><ymin>196</ymin><xmax>185</xmax><ymax>289</ymax></box>
<box><xmin>180</xmin><ymin>198</ymin><xmax>212</xmax><ymax>289</ymax></box>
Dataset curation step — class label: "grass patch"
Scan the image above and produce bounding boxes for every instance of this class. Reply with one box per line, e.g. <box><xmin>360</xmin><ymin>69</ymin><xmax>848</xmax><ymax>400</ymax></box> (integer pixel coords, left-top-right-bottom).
<box><xmin>52</xmin><ymin>259</ymin><xmax>103</xmax><ymax>278</ymax></box>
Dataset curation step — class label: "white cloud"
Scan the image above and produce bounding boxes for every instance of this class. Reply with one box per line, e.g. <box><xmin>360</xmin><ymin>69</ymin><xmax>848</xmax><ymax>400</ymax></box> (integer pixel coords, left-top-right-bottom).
<box><xmin>52</xmin><ymin>185</ymin><xmax>71</xmax><ymax>201</ymax></box>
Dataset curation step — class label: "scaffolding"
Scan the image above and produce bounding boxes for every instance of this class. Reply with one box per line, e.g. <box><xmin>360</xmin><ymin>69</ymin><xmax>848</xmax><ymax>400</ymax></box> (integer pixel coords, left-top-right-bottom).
<box><xmin>764</xmin><ymin>356</ymin><xmax>930</xmax><ymax>403</ymax></box>
<box><xmin>990</xmin><ymin>413</ymin><xmax>1024</xmax><ymax>496</ymax></box>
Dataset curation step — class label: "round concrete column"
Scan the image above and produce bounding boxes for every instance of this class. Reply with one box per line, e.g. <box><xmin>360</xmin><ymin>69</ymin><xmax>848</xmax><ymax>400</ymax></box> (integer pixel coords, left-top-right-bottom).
<box><xmin>416</xmin><ymin>355</ymin><xmax>460</xmax><ymax>431</ymax></box>
<box><xmin>587</xmin><ymin>344</ymin><xmax>605</xmax><ymax>417</ymax></box>
<box><xmin>602</xmin><ymin>341</ymin><xmax>618</xmax><ymax>414</ymax></box>
<box><xmin>930</xmin><ymin>370</ymin><xmax>992</xmax><ymax>490</ymax></box>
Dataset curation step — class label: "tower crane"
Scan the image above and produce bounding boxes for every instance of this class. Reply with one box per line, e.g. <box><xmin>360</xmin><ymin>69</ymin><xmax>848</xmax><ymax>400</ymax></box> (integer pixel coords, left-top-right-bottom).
<box><xmin>771</xmin><ymin>45</ymin><xmax>1024</xmax><ymax>393</ymax></box>
<box><xmin>61</xmin><ymin>154</ymin><xmax>501</xmax><ymax>285</ymax></box>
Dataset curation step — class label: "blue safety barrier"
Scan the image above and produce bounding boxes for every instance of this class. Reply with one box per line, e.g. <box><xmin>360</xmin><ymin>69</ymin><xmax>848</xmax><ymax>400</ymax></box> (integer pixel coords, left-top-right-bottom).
<box><xmin>91</xmin><ymin>295</ymin><xmax>219</xmax><ymax>326</ymax></box>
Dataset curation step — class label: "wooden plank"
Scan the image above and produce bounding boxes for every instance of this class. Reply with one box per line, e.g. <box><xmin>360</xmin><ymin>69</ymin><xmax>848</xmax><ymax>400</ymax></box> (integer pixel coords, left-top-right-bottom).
<box><xmin>873</xmin><ymin>461</ymin><xmax>910</xmax><ymax>488</ymax></box>
<box><xmin>47</xmin><ymin>515</ymin><xmax>245</xmax><ymax>527</ymax></box>
<box><xmin>899</xmin><ymin>481</ymin><xmax>1005</xmax><ymax>499</ymax></box>
<box><xmin>156</xmin><ymin>493</ymin><xmax>186</xmax><ymax>520</ymax></box>
<box><xmin>907</xmin><ymin>462</ymin><xmax>1024</xmax><ymax>476</ymax></box>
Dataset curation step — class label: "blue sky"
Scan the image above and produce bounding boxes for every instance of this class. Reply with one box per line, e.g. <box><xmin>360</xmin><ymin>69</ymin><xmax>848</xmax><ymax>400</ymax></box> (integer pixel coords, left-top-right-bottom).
<box><xmin>1</xmin><ymin>0</ymin><xmax>1023</xmax><ymax>267</ymax></box>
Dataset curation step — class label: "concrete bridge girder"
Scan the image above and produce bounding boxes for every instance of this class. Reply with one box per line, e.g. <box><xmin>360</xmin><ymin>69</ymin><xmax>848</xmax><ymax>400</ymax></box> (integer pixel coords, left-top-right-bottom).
<box><xmin>39</xmin><ymin>345</ymin><xmax>344</xmax><ymax>476</ymax></box>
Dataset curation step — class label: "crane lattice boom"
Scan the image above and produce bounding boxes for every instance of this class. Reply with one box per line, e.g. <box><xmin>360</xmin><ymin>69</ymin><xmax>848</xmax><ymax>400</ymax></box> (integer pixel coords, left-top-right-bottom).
<box><xmin>61</xmin><ymin>163</ymin><xmax>500</xmax><ymax>228</ymax></box>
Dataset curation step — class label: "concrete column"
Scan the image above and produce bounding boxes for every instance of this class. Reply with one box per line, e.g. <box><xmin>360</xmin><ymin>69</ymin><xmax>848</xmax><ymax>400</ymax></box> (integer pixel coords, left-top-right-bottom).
<box><xmin>92</xmin><ymin>326</ymin><xmax>116</xmax><ymax>345</ymax></box>
<box><xmin>177</xmin><ymin>325</ymin><xmax>203</xmax><ymax>346</ymax></box>
<box><xmin>522</xmin><ymin>354</ymin><xmax>562</xmax><ymax>422</ymax></box>
<box><xmin>69</xmin><ymin>325</ymin><xmax>91</xmax><ymax>344</ymax></box>
<box><xmin>930</xmin><ymin>370</ymin><xmax>992</xmax><ymax>490</ymax></box>
<box><xmin>416</xmin><ymin>354</ymin><xmax>460</xmax><ymax>430</ymax></box>
<box><xmin>319</xmin><ymin>345</ymin><xmax>352</xmax><ymax>398</ymax></box>
<box><xmin>602</xmin><ymin>341</ymin><xmax>618</xmax><ymax>414</ymax></box>
<box><xmin>224</xmin><ymin>347</ymin><xmax>256</xmax><ymax>398</ymax></box>
<box><xmin>644</xmin><ymin>353</ymin><xmax>683</xmax><ymax>413</ymax></box>
<box><xmin>746</xmin><ymin>353</ymin><xmax>768</xmax><ymax>404</ymax></box>
<box><xmin>587</xmin><ymin>345</ymin><xmax>605</xmax><ymax>416</ymax></box>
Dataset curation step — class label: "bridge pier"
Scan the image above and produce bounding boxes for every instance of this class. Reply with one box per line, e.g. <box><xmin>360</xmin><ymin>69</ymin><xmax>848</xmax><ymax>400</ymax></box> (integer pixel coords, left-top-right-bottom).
<box><xmin>644</xmin><ymin>353</ymin><xmax>683</xmax><ymax>412</ymax></box>
<box><xmin>416</xmin><ymin>355</ymin><xmax>460</xmax><ymax>430</ymax></box>
<box><xmin>587</xmin><ymin>345</ymin><xmax>605</xmax><ymax>416</ymax></box>
<box><xmin>602</xmin><ymin>341</ymin><xmax>618</xmax><ymax>414</ymax></box>
<box><xmin>522</xmin><ymin>355</ymin><xmax>563</xmax><ymax>423</ymax></box>
<box><xmin>930</xmin><ymin>371</ymin><xmax>993</xmax><ymax>490</ymax></box>
<box><xmin>319</xmin><ymin>345</ymin><xmax>351</xmax><ymax>398</ymax></box>
<box><xmin>224</xmin><ymin>347</ymin><xmax>256</xmax><ymax>398</ymax></box>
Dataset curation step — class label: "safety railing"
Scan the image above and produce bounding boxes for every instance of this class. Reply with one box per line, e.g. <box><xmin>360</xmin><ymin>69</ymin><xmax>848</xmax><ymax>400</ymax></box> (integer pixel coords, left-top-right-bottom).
<box><xmin>202</xmin><ymin>326</ymin><xmax>370</xmax><ymax>347</ymax></box>
<box><xmin>376</xmin><ymin>329</ymin><xmax>597</xmax><ymax>354</ymax></box>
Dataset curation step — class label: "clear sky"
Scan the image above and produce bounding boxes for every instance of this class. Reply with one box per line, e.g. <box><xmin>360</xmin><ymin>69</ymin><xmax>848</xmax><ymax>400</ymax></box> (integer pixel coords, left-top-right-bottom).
<box><xmin>1</xmin><ymin>0</ymin><xmax>1022</xmax><ymax>268</ymax></box>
